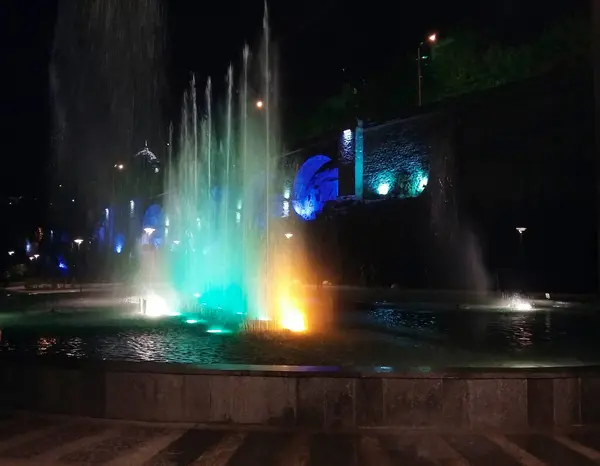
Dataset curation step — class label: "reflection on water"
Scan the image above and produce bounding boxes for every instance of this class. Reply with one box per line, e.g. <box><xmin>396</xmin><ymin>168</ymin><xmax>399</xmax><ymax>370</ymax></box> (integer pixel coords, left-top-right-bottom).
<box><xmin>37</xmin><ymin>337</ymin><xmax>57</xmax><ymax>355</ymax></box>
<box><xmin>365</xmin><ymin>306</ymin><xmax>600</xmax><ymax>359</ymax></box>
<box><xmin>0</xmin><ymin>304</ymin><xmax>598</xmax><ymax>365</ymax></box>
<box><xmin>0</xmin><ymin>325</ymin><xmax>288</xmax><ymax>364</ymax></box>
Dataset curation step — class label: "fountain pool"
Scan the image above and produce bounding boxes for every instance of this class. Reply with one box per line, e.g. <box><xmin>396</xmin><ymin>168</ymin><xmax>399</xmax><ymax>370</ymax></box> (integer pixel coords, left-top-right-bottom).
<box><xmin>0</xmin><ymin>289</ymin><xmax>599</xmax><ymax>369</ymax></box>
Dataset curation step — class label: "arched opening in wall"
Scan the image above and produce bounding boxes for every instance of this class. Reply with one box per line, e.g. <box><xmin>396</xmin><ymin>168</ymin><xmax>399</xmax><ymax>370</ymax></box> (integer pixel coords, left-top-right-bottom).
<box><xmin>292</xmin><ymin>154</ymin><xmax>339</xmax><ymax>221</ymax></box>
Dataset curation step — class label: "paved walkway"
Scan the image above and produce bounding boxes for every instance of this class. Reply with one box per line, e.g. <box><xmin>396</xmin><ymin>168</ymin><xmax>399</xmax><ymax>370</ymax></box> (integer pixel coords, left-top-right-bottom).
<box><xmin>0</xmin><ymin>413</ymin><xmax>599</xmax><ymax>465</ymax></box>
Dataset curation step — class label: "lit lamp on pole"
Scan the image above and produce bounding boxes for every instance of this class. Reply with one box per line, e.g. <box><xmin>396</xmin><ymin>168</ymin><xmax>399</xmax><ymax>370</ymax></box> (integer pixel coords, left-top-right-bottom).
<box><xmin>112</xmin><ymin>163</ymin><xmax>124</xmax><ymax>204</ymax></box>
<box><xmin>74</xmin><ymin>238</ymin><xmax>84</xmax><ymax>252</ymax></box>
<box><xmin>255</xmin><ymin>100</ymin><xmax>264</xmax><ymax>109</ymax></box>
<box><xmin>284</xmin><ymin>233</ymin><xmax>293</xmax><ymax>239</ymax></box>
<box><xmin>417</xmin><ymin>33</ymin><xmax>437</xmax><ymax>106</ymax></box>
<box><xmin>515</xmin><ymin>227</ymin><xmax>527</xmax><ymax>289</ymax></box>
<box><xmin>143</xmin><ymin>227</ymin><xmax>156</xmax><ymax>247</ymax></box>
<box><xmin>516</xmin><ymin>227</ymin><xmax>527</xmax><ymax>244</ymax></box>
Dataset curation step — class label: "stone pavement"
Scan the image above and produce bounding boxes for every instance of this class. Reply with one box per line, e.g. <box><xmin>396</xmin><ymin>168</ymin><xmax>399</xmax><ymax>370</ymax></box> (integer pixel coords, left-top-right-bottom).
<box><xmin>0</xmin><ymin>413</ymin><xmax>599</xmax><ymax>465</ymax></box>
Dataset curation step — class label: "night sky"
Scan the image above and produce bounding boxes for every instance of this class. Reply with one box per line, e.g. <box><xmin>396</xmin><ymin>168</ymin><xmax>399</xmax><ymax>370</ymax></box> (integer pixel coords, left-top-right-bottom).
<box><xmin>0</xmin><ymin>0</ymin><xmax>587</xmax><ymax>197</ymax></box>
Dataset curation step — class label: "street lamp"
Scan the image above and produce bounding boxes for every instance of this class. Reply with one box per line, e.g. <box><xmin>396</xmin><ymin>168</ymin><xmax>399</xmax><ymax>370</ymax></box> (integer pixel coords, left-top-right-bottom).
<box><xmin>417</xmin><ymin>33</ymin><xmax>437</xmax><ymax>106</ymax></box>
<box><xmin>515</xmin><ymin>227</ymin><xmax>527</xmax><ymax>290</ymax></box>
<box><xmin>256</xmin><ymin>100</ymin><xmax>264</xmax><ymax>109</ymax></box>
<box><xmin>284</xmin><ymin>233</ymin><xmax>293</xmax><ymax>239</ymax></box>
<box><xmin>7</xmin><ymin>251</ymin><xmax>14</xmax><ymax>256</ymax></box>
<box><xmin>143</xmin><ymin>227</ymin><xmax>155</xmax><ymax>236</ymax></box>
<box><xmin>73</xmin><ymin>239</ymin><xmax>84</xmax><ymax>291</ymax></box>
<box><xmin>114</xmin><ymin>163</ymin><xmax>124</xmax><ymax>170</ymax></box>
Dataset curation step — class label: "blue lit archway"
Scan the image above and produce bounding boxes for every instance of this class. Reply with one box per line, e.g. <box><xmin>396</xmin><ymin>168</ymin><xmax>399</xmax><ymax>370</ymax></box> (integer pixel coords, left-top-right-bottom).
<box><xmin>292</xmin><ymin>155</ymin><xmax>338</xmax><ymax>220</ymax></box>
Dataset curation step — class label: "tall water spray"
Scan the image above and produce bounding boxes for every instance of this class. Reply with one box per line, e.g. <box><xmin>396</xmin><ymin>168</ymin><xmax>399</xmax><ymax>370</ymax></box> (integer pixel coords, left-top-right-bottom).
<box><xmin>161</xmin><ymin>7</ymin><xmax>285</xmax><ymax>323</ymax></box>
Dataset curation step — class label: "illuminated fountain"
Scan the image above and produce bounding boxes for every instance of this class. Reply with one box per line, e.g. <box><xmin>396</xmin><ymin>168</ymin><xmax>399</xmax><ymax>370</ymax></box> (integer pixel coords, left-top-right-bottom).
<box><xmin>140</xmin><ymin>7</ymin><xmax>307</xmax><ymax>332</ymax></box>
<box><xmin>505</xmin><ymin>293</ymin><xmax>534</xmax><ymax>311</ymax></box>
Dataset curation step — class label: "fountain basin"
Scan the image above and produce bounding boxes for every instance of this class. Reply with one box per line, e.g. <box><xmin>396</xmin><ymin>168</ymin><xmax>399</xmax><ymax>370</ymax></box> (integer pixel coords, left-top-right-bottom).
<box><xmin>1</xmin><ymin>290</ymin><xmax>600</xmax><ymax>429</ymax></box>
<box><xmin>1</xmin><ymin>357</ymin><xmax>599</xmax><ymax>429</ymax></box>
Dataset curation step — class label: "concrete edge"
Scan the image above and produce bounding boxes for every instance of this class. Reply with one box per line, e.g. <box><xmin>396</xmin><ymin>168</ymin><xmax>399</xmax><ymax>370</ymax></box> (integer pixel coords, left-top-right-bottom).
<box><xmin>4</xmin><ymin>357</ymin><xmax>600</xmax><ymax>379</ymax></box>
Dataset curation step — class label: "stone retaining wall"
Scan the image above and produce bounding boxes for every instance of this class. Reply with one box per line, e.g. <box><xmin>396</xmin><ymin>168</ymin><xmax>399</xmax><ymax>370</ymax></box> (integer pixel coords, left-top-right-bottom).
<box><xmin>0</xmin><ymin>361</ymin><xmax>597</xmax><ymax>429</ymax></box>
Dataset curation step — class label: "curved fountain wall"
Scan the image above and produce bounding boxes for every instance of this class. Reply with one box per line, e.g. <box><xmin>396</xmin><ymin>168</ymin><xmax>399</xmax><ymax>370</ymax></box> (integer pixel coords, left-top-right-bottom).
<box><xmin>1</xmin><ymin>359</ymin><xmax>598</xmax><ymax>428</ymax></box>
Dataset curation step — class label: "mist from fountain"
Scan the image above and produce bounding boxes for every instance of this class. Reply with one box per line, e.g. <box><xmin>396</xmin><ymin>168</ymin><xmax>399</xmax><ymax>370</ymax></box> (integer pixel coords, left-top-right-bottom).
<box><xmin>461</xmin><ymin>226</ymin><xmax>492</xmax><ymax>295</ymax></box>
<box><xmin>51</xmin><ymin>0</ymin><xmax>166</xmax><ymax>200</ymax></box>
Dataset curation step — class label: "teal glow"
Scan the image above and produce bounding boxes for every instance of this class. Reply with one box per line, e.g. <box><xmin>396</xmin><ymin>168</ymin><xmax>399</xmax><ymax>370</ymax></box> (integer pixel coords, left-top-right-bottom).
<box><xmin>369</xmin><ymin>168</ymin><xmax>429</xmax><ymax>198</ymax></box>
<box><xmin>207</xmin><ymin>327</ymin><xmax>231</xmax><ymax>334</ymax></box>
<box><xmin>416</xmin><ymin>173</ymin><xmax>428</xmax><ymax>194</ymax></box>
<box><xmin>377</xmin><ymin>183</ymin><xmax>390</xmax><ymax>195</ymax></box>
<box><xmin>156</xmin><ymin>55</ymin><xmax>281</xmax><ymax>327</ymax></box>
<box><xmin>371</xmin><ymin>171</ymin><xmax>396</xmax><ymax>196</ymax></box>
<box><xmin>354</xmin><ymin>125</ymin><xmax>364</xmax><ymax>199</ymax></box>
<box><xmin>186</xmin><ymin>319</ymin><xmax>199</xmax><ymax>324</ymax></box>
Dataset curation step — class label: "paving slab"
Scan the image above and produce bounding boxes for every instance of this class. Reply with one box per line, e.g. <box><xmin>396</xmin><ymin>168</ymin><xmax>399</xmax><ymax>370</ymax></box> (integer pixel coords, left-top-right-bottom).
<box><xmin>0</xmin><ymin>413</ymin><xmax>598</xmax><ymax>465</ymax></box>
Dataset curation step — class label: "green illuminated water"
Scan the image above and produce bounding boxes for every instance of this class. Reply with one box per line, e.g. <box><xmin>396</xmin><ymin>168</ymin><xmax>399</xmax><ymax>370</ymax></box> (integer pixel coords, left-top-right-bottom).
<box><xmin>158</xmin><ymin>10</ymin><xmax>280</xmax><ymax>321</ymax></box>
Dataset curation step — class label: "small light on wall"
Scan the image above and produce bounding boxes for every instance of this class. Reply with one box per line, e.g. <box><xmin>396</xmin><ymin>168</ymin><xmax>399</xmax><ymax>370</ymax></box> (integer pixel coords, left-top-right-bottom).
<box><xmin>377</xmin><ymin>183</ymin><xmax>390</xmax><ymax>196</ymax></box>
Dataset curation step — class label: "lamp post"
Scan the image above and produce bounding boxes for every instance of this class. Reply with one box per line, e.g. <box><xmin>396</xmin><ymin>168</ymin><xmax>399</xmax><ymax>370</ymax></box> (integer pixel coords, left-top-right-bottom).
<box><xmin>74</xmin><ymin>238</ymin><xmax>84</xmax><ymax>291</ymax></box>
<box><xmin>516</xmin><ymin>228</ymin><xmax>527</xmax><ymax>290</ymax></box>
<box><xmin>143</xmin><ymin>228</ymin><xmax>156</xmax><ymax>284</ymax></box>
<box><xmin>417</xmin><ymin>33</ymin><xmax>437</xmax><ymax>106</ymax></box>
<box><xmin>593</xmin><ymin>0</ymin><xmax>600</xmax><ymax>294</ymax></box>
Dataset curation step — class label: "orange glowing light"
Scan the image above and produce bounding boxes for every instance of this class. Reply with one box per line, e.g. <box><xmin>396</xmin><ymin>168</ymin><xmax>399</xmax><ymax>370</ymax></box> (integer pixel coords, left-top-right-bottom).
<box><xmin>279</xmin><ymin>295</ymin><xmax>306</xmax><ymax>332</ymax></box>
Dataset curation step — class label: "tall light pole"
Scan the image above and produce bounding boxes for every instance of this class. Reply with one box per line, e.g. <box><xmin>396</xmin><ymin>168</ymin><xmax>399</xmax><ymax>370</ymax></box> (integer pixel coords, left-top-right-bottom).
<box><xmin>593</xmin><ymin>0</ymin><xmax>600</xmax><ymax>294</ymax></box>
<box><xmin>417</xmin><ymin>33</ymin><xmax>437</xmax><ymax>106</ymax></box>
<box><xmin>516</xmin><ymin>228</ymin><xmax>527</xmax><ymax>290</ymax></box>
<box><xmin>143</xmin><ymin>228</ymin><xmax>156</xmax><ymax>284</ymax></box>
<box><xmin>74</xmin><ymin>238</ymin><xmax>84</xmax><ymax>291</ymax></box>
